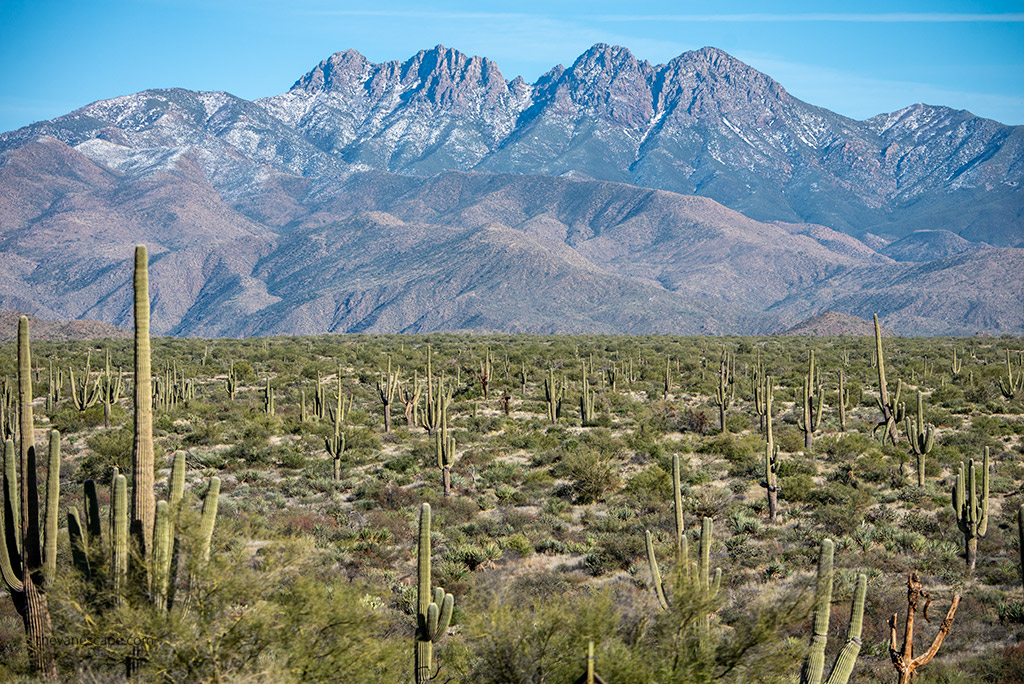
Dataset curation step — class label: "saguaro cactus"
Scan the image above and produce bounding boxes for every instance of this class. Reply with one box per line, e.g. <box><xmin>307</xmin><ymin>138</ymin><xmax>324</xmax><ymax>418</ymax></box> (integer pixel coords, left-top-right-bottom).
<box><xmin>580</xmin><ymin>363</ymin><xmax>596</xmax><ymax>426</ymax></box>
<box><xmin>1018</xmin><ymin>504</ymin><xmax>1024</xmax><ymax>596</ymax></box>
<box><xmin>325</xmin><ymin>411</ymin><xmax>346</xmax><ymax>480</ymax></box>
<box><xmin>263</xmin><ymin>377</ymin><xmax>275</xmax><ymax>416</ymax></box>
<box><xmin>753</xmin><ymin>359</ymin><xmax>770</xmax><ymax>434</ymax></box>
<box><xmin>415</xmin><ymin>503</ymin><xmax>454</xmax><ymax>684</ymax></box>
<box><xmin>889</xmin><ymin>572</ymin><xmax>961</xmax><ymax>684</ymax></box>
<box><xmin>873</xmin><ymin>314</ymin><xmax>904</xmax><ymax>445</ymax></box>
<box><xmin>998</xmin><ymin>350</ymin><xmax>1023</xmax><ymax>399</ymax></box>
<box><xmin>477</xmin><ymin>349</ymin><xmax>492</xmax><ymax>399</ymax></box>
<box><xmin>376</xmin><ymin>356</ymin><xmax>399</xmax><ymax>433</ymax></box>
<box><xmin>797</xmin><ymin>351</ymin><xmax>824</xmax><ymax>450</ymax></box>
<box><xmin>837</xmin><ymin>370</ymin><xmax>851</xmax><ymax>434</ymax></box>
<box><xmin>644</xmin><ymin>513</ymin><xmax>721</xmax><ymax>634</ymax></box>
<box><xmin>226</xmin><ymin>362</ymin><xmax>237</xmax><ymax>401</ymax></box>
<box><xmin>760</xmin><ymin>377</ymin><xmax>780</xmax><ymax>522</ymax></box>
<box><xmin>712</xmin><ymin>352</ymin><xmax>732</xmax><ymax>433</ymax></box>
<box><xmin>132</xmin><ymin>245</ymin><xmax>156</xmax><ymax>562</ymax></box>
<box><xmin>420</xmin><ymin>371</ymin><xmax>450</xmax><ymax>436</ymax></box>
<box><xmin>0</xmin><ymin>317</ymin><xmax>58</xmax><ymax>678</ymax></box>
<box><xmin>100</xmin><ymin>351</ymin><xmax>122</xmax><ymax>429</ymax></box>
<box><xmin>953</xmin><ymin>448</ymin><xmax>990</xmax><ymax>572</ymax></box>
<box><xmin>544</xmin><ymin>368</ymin><xmax>563</xmax><ymax>425</ymax></box>
<box><xmin>644</xmin><ymin>454</ymin><xmax>687</xmax><ymax>611</ymax></box>
<box><xmin>905</xmin><ymin>391</ymin><xmax>935</xmax><ymax>486</ymax></box>
<box><xmin>399</xmin><ymin>373</ymin><xmax>422</xmax><ymax>428</ymax></box>
<box><xmin>799</xmin><ymin>539</ymin><xmax>867</xmax><ymax>684</ymax></box>
<box><xmin>436</xmin><ymin>418</ymin><xmax>455</xmax><ymax>497</ymax></box>
<box><xmin>950</xmin><ymin>348</ymin><xmax>963</xmax><ymax>377</ymax></box>
<box><xmin>69</xmin><ymin>352</ymin><xmax>101</xmax><ymax>411</ymax></box>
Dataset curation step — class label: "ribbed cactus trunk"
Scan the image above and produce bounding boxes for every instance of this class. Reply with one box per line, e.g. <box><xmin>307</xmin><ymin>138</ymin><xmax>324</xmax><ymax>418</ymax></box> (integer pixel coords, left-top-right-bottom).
<box><xmin>1019</xmin><ymin>505</ymin><xmax>1024</xmax><ymax>596</ymax></box>
<box><xmin>132</xmin><ymin>246</ymin><xmax>156</xmax><ymax>565</ymax></box>
<box><xmin>415</xmin><ymin>504</ymin><xmax>432</xmax><ymax>684</ymax></box>
<box><xmin>14</xmin><ymin>318</ymin><xmax>57</xmax><ymax>679</ymax></box>
<box><xmin>801</xmin><ymin>539</ymin><xmax>834</xmax><ymax>684</ymax></box>
<box><xmin>824</xmin><ymin>573</ymin><xmax>867</xmax><ymax>684</ymax></box>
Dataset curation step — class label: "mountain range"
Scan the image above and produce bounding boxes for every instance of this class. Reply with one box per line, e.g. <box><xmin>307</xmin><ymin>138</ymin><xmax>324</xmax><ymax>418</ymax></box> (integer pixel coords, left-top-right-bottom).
<box><xmin>0</xmin><ymin>44</ymin><xmax>1021</xmax><ymax>336</ymax></box>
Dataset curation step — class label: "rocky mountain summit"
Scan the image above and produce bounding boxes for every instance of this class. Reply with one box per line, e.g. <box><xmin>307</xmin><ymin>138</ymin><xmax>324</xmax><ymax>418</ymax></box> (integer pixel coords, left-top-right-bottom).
<box><xmin>0</xmin><ymin>44</ymin><xmax>1020</xmax><ymax>336</ymax></box>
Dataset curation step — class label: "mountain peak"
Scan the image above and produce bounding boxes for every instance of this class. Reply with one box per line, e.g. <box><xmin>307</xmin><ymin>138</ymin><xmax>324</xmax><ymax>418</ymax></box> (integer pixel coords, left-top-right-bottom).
<box><xmin>292</xmin><ymin>49</ymin><xmax>370</xmax><ymax>92</ymax></box>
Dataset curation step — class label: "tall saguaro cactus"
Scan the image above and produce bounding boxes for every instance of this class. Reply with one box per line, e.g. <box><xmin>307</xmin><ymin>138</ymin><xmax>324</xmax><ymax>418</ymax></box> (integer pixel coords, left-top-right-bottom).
<box><xmin>998</xmin><ymin>349</ymin><xmax>1023</xmax><ymax>399</ymax></box>
<box><xmin>0</xmin><ymin>317</ymin><xmax>58</xmax><ymax>678</ymax></box>
<box><xmin>797</xmin><ymin>351</ymin><xmax>824</xmax><ymax>450</ymax></box>
<box><xmin>436</xmin><ymin>418</ymin><xmax>455</xmax><ymax>497</ymax></box>
<box><xmin>132</xmin><ymin>245</ymin><xmax>156</xmax><ymax>562</ymax></box>
<box><xmin>376</xmin><ymin>356</ymin><xmax>399</xmax><ymax>433</ymax></box>
<box><xmin>713</xmin><ymin>353</ymin><xmax>732</xmax><ymax>434</ymax></box>
<box><xmin>953</xmin><ymin>448</ymin><xmax>990</xmax><ymax>572</ymax></box>
<box><xmin>837</xmin><ymin>370</ymin><xmax>850</xmax><ymax>434</ymax></box>
<box><xmin>873</xmin><ymin>314</ymin><xmax>904</xmax><ymax>445</ymax></box>
<box><xmin>760</xmin><ymin>377</ymin><xmax>780</xmax><ymax>522</ymax></box>
<box><xmin>799</xmin><ymin>539</ymin><xmax>867</xmax><ymax>684</ymax></box>
<box><xmin>415</xmin><ymin>503</ymin><xmax>454</xmax><ymax>684</ymax></box>
<box><xmin>544</xmin><ymin>368</ymin><xmax>563</xmax><ymax>424</ymax></box>
<box><xmin>580</xmin><ymin>362</ymin><xmax>596</xmax><ymax>426</ymax></box>
<box><xmin>905</xmin><ymin>391</ymin><xmax>935</xmax><ymax>486</ymax></box>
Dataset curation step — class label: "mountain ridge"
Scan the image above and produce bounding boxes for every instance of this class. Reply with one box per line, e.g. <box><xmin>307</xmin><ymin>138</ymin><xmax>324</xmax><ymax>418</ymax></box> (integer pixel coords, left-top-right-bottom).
<box><xmin>0</xmin><ymin>44</ymin><xmax>1021</xmax><ymax>337</ymax></box>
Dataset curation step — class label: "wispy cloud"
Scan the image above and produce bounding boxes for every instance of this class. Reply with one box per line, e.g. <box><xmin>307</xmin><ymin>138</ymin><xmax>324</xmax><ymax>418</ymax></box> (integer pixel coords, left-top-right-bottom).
<box><xmin>593</xmin><ymin>12</ymin><xmax>1024</xmax><ymax>23</ymax></box>
<box><xmin>298</xmin><ymin>10</ymin><xmax>1024</xmax><ymax>23</ymax></box>
<box><xmin>294</xmin><ymin>9</ymin><xmax>533</xmax><ymax>19</ymax></box>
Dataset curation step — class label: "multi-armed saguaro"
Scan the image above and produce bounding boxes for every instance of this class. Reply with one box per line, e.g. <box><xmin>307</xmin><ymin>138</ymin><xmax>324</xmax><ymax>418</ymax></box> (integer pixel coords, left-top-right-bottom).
<box><xmin>905</xmin><ymin>391</ymin><xmax>935</xmax><ymax>486</ymax></box>
<box><xmin>0</xmin><ymin>317</ymin><xmax>59</xmax><ymax>678</ymax></box>
<box><xmin>799</xmin><ymin>539</ymin><xmax>868</xmax><ymax>684</ymax></box>
<box><xmin>797</xmin><ymin>351</ymin><xmax>824</xmax><ymax>450</ymax></box>
<box><xmin>376</xmin><ymin>356</ymin><xmax>399</xmax><ymax>433</ymax></box>
<box><xmin>544</xmin><ymin>368</ymin><xmax>563</xmax><ymax>425</ymax></box>
<box><xmin>953</xmin><ymin>447</ymin><xmax>990</xmax><ymax>573</ymax></box>
<box><xmin>580</xmin><ymin>362</ymin><xmax>596</xmax><ymax>426</ymax></box>
<box><xmin>873</xmin><ymin>314</ymin><xmax>904</xmax><ymax>445</ymax></box>
<box><xmin>415</xmin><ymin>503</ymin><xmax>454</xmax><ymax>684</ymax></box>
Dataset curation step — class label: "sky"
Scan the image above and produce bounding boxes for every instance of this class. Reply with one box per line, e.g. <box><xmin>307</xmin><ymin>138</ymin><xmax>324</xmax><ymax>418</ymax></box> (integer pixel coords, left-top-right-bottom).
<box><xmin>1</xmin><ymin>0</ymin><xmax>1022</xmax><ymax>133</ymax></box>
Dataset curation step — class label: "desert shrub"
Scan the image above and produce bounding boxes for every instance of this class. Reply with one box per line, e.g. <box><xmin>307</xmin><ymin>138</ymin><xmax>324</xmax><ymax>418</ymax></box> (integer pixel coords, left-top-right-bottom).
<box><xmin>560</xmin><ymin>450</ymin><xmax>619</xmax><ymax>504</ymax></box>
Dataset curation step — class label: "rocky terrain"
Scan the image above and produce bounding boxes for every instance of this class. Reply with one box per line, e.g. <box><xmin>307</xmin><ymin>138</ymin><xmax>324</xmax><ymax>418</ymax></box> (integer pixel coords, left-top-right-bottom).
<box><xmin>0</xmin><ymin>44</ymin><xmax>1020</xmax><ymax>337</ymax></box>
<box><xmin>0</xmin><ymin>311</ymin><xmax>129</xmax><ymax>341</ymax></box>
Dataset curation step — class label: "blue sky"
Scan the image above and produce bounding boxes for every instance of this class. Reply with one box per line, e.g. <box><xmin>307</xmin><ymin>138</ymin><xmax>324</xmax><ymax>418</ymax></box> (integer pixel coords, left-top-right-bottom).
<box><xmin>1</xmin><ymin>0</ymin><xmax>1022</xmax><ymax>132</ymax></box>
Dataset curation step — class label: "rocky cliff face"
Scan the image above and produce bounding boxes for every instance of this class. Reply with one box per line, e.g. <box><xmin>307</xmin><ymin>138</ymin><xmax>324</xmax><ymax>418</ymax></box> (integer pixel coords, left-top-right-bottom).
<box><xmin>0</xmin><ymin>44</ymin><xmax>1020</xmax><ymax>336</ymax></box>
